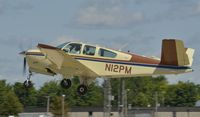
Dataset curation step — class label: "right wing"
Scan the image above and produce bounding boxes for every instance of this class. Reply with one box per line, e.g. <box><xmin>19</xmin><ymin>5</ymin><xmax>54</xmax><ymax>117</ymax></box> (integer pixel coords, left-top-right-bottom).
<box><xmin>37</xmin><ymin>44</ymin><xmax>98</xmax><ymax>78</ymax></box>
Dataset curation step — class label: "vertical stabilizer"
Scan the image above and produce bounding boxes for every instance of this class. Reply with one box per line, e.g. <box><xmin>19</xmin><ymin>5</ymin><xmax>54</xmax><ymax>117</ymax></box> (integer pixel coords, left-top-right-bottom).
<box><xmin>160</xmin><ymin>39</ymin><xmax>194</xmax><ymax>66</ymax></box>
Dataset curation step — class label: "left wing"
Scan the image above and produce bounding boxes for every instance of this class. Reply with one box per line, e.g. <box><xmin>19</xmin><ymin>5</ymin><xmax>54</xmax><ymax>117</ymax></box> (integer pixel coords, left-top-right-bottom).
<box><xmin>37</xmin><ymin>44</ymin><xmax>98</xmax><ymax>78</ymax></box>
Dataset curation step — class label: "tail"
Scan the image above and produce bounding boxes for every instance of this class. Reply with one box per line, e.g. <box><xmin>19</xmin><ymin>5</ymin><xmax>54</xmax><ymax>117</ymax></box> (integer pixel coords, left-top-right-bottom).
<box><xmin>160</xmin><ymin>39</ymin><xmax>195</xmax><ymax>67</ymax></box>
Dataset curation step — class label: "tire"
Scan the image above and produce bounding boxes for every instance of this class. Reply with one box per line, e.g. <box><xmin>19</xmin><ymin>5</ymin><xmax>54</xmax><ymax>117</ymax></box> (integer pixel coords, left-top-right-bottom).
<box><xmin>77</xmin><ymin>85</ymin><xmax>87</xmax><ymax>95</ymax></box>
<box><xmin>23</xmin><ymin>80</ymin><xmax>33</xmax><ymax>88</ymax></box>
<box><xmin>60</xmin><ymin>79</ymin><xmax>72</xmax><ymax>89</ymax></box>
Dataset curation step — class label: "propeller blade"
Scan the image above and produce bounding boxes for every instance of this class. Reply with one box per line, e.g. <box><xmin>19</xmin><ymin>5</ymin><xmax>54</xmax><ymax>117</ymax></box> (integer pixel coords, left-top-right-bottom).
<box><xmin>23</xmin><ymin>57</ymin><xmax>27</xmax><ymax>76</ymax></box>
<box><xmin>19</xmin><ymin>51</ymin><xmax>26</xmax><ymax>55</ymax></box>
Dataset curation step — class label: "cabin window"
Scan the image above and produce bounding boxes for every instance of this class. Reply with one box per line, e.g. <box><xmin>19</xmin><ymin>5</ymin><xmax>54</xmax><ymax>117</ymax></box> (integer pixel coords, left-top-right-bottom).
<box><xmin>64</xmin><ymin>43</ymin><xmax>82</xmax><ymax>54</ymax></box>
<box><xmin>56</xmin><ymin>42</ymin><xmax>69</xmax><ymax>49</ymax></box>
<box><xmin>83</xmin><ymin>45</ymin><xmax>96</xmax><ymax>56</ymax></box>
<box><xmin>98</xmin><ymin>48</ymin><xmax>117</xmax><ymax>58</ymax></box>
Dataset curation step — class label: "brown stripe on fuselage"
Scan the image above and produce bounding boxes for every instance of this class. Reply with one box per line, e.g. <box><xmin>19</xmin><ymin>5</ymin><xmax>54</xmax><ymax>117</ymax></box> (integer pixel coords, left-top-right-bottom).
<box><xmin>130</xmin><ymin>54</ymin><xmax>160</xmax><ymax>65</ymax></box>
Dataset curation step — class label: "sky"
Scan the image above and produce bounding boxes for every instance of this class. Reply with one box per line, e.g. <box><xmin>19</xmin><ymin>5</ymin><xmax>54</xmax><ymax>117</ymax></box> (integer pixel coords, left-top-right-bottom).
<box><xmin>0</xmin><ymin>0</ymin><xmax>199</xmax><ymax>88</ymax></box>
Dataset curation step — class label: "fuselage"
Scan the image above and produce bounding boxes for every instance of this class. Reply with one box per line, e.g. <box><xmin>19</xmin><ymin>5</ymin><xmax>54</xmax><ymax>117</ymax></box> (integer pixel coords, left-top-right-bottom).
<box><xmin>24</xmin><ymin>42</ymin><xmax>193</xmax><ymax>79</ymax></box>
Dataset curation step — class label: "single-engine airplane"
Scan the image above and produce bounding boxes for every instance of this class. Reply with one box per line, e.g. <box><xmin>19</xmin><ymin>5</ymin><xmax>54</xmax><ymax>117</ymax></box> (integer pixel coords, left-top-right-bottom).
<box><xmin>20</xmin><ymin>39</ymin><xmax>195</xmax><ymax>95</ymax></box>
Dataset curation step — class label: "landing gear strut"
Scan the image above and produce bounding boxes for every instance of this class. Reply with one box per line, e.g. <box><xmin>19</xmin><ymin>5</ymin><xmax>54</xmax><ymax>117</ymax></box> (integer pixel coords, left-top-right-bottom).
<box><xmin>60</xmin><ymin>79</ymin><xmax>72</xmax><ymax>89</ymax></box>
<box><xmin>23</xmin><ymin>72</ymin><xmax>33</xmax><ymax>88</ymax></box>
<box><xmin>77</xmin><ymin>85</ymin><xmax>88</xmax><ymax>95</ymax></box>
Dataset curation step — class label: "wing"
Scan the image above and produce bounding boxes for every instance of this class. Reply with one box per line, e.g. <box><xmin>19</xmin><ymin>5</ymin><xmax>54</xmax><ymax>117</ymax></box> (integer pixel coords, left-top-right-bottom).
<box><xmin>37</xmin><ymin>44</ymin><xmax>98</xmax><ymax>78</ymax></box>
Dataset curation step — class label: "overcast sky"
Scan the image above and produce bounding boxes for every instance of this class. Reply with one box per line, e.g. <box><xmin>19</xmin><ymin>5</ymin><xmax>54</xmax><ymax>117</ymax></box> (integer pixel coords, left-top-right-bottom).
<box><xmin>0</xmin><ymin>0</ymin><xmax>199</xmax><ymax>88</ymax></box>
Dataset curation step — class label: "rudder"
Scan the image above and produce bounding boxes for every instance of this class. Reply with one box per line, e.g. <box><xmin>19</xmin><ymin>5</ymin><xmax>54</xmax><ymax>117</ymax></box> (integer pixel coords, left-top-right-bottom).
<box><xmin>160</xmin><ymin>39</ymin><xmax>194</xmax><ymax>66</ymax></box>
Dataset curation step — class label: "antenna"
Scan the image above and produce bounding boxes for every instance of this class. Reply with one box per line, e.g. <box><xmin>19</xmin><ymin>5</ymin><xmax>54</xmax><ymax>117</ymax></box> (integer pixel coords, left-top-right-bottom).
<box><xmin>118</xmin><ymin>43</ymin><xmax>129</xmax><ymax>51</ymax></box>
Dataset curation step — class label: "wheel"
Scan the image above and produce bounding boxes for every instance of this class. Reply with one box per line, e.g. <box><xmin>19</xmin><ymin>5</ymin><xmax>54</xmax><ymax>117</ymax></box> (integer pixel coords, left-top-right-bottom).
<box><xmin>77</xmin><ymin>85</ymin><xmax>88</xmax><ymax>95</ymax></box>
<box><xmin>23</xmin><ymin>80</ymin><xmax>33</xmax><ymax>88</ymax></box>
<box><xmin>60</xmin><ymin>79</ymin><xmax>72</xmax><ymax>89</ymax></box>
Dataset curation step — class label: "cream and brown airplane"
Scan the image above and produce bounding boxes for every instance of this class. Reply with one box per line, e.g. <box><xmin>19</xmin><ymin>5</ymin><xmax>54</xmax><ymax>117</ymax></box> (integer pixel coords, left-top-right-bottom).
<box><xmin>20</xmin><ymin>39</ymin><xmax>194</xmax><ymax>95</ymax></box>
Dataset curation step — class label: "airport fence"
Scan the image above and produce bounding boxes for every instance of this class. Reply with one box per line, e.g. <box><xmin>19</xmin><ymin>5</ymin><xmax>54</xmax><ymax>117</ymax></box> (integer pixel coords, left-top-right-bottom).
<box><xmin>17</xmin><ymin>107</ymin><xmax>200</xmax><ymax>117</ymax></box>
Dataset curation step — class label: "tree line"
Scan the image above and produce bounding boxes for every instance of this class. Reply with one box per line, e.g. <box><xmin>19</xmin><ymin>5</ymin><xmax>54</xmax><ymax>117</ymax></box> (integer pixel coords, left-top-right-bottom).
<box><xmin>0</xmin><ymin>76</ymin><xmax>200</xmax><ymax>116</ymax></box>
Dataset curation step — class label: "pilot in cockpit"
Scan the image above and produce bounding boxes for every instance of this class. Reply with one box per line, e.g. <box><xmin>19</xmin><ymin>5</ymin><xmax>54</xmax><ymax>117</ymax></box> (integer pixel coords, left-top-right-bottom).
<box><xmin>69</xmin><ymin>44</ymin><xmax>81</xmax><ymax>54</ymax></box>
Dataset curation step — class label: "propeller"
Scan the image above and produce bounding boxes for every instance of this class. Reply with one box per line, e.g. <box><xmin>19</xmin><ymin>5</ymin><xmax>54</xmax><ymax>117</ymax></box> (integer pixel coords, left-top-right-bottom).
<box><xmin>23</xmin><ymin>57</ymin><xmax>27</xmax><ymax>76</ymax></box>
<box><xmin>18</xmin><ymin>39</ymin><xmax>34</xmax><ymax>76</ymax></box>
<box><xmin>19</xmin><ymin>51</ymin><xmax>27</xmax><ymax>76</ymax></box>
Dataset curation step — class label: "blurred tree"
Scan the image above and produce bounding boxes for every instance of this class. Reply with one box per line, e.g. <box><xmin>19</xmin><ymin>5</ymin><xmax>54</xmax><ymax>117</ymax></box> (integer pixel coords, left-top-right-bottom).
<box><xmin>37</xmin><ymin>80</ymin><xmax>64</xmax><ymax>107</ymax></box>
<box><xmin>72</xmin><ymin>82</ymin><xmax>104</xmax><ymax>106</ymax></box>
<box><xmin>0</xmin><ymin>80</ymin><xmax>23</xmax><ymax>116</ymax></box>
<box><xmin>165</xmin><ymin>81</ymin><xmax>199</xmax><ymax>107</ymax></box>
<box><xmin>13</xmin><ymin>82</ymin><xmax>38</xmax><ymax>107</ymax></box>
<box><xmin>50</xmin><ymin>96</ymin><xmax>69</xmax><ymax>117</ymax></box>
<box><xmin>8</xmin><ymin>76</ymin><xmax>200</xmax><ymax>110</ymax></box>
<box><xmin>111</xmin><ymin>76</ymin><xmax>168</xmax><ymax>107</ymax></box>
<box><xmin>37</xmin><ymin>78</ymin><xmax>103</xmax><ymax>107</ymax></box>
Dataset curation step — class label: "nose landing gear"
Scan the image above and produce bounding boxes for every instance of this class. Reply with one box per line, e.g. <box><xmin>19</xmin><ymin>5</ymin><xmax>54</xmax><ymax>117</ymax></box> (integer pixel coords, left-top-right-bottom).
<box><xmin>23</xmin><ymin>72</ymin><xmax>33</xmax><ymax>88</ymax></box>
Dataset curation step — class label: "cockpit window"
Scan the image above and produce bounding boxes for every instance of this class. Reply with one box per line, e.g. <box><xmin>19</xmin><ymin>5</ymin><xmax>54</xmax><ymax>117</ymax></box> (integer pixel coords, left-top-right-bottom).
<box><xmin>64</xmin><ymin>43</ymin><xmax>82</xmax><ymax>54</ymax></box>
<box><xmin>56</xmin><ymin>42</ymin><xmax>69</xmax><ymax>49</ymax></box>
<box><xmin>98</xmin><ymin>48</ymin><xmax>117</xmax><ymax>58</ymax></box>
<box><xmin>83</xmin><ymin>45</ymin><xmax>96</xmax><ymax>56</ymax></box>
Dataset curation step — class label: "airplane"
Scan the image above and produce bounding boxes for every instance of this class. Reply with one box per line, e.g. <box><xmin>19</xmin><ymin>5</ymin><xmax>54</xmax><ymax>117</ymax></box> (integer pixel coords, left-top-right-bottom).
<box><xmin>20</xmin><ymin>39</ymin><xmax>195</xmax><ymax>95</ymax></box>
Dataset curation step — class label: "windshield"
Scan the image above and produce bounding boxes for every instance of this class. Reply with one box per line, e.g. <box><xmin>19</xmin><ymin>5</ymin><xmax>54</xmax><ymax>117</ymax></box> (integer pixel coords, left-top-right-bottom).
<box><xmin>56</xmin><ymin>42</ymin><xmax>69</xmax><ymax>49</ymax></box>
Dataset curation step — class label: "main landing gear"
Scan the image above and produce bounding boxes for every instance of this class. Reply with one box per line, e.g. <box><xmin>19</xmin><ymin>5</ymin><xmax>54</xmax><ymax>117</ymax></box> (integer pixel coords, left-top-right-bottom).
<box><xmin>77</xmin><ymin>84</ymin><xmax>88</xmax><ymax>95</ymax></box>
<box><xmin>60</xmin><ymin>79</ymin><xmax>88</xmax><ymax>95</ymax></box>
<box><xmin>23</xmin><ymin>72</ymin><xmax>33</xmax><ymax>88</ymax></box>
<box><xmin>60</xmin><ymin>79</ymin><xmax>72</xmax><ymax>89</ymax></box>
